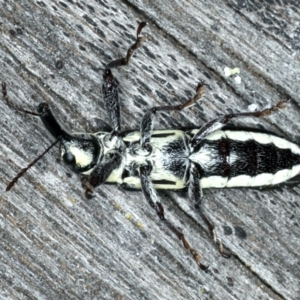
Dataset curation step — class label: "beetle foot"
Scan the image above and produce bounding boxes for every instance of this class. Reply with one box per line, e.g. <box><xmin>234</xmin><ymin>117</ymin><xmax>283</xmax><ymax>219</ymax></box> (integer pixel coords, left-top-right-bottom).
<box><xmin>81</xmin><ymin>177</ymin><xmax>95</xmax><ymax>199</ymax></box>
<box><xmin>211</xmin><ymin>228</ymin><xmax>231</xmax><ymax>258</ymax></box>
<box><xmin>215</xmin><ymin>238</ymin><xmax>231</xmax><ymax>258</ymax></box>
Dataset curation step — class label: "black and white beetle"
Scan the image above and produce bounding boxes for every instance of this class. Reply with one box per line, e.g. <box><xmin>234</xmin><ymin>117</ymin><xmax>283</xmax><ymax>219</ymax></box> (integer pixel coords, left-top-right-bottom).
<box><xmin>3</xmin><ymin>22</ymin><xmax>298</xmax><ymax>270</ymax></box>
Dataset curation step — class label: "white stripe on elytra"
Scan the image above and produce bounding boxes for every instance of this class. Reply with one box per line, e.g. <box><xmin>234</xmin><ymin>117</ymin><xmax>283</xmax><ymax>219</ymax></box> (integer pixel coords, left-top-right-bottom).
<box><xmin>201</xmin><ymin>130</ymin><xmax>300</xmax><ymax>154</ymax></box>
<box><xmin>201</xmin><ymin>164</ymin><xmax>300</xmax><ymax>188</ymax></box>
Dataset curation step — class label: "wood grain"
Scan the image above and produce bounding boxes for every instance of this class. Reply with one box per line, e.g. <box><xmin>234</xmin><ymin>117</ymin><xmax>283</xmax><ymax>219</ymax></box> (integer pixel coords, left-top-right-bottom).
<box><xmin>0</xmin><ymin>0</ymin><xmax>299</xmax><ymax>299</ymax></box>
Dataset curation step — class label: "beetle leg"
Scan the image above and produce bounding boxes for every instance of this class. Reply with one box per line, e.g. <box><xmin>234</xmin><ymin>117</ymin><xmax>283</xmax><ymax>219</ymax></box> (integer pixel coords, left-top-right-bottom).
<box><xmin>105</xmin><ymin>22</ymin><xmax>147</xmax><ymax>70</ymax></box>
<box><xmin>102</xmin><ymin>70</ymin><xmax>121</xmax><ymax>134</ymax></box>
<box><xmin>83</xmin><ymin>151</ymin><xmax>123</xmax><ymax>198</ymax></box>
<box><xmin>139</xmin><ymin>162</ymin><xmax>208</xmax><ymax>270</ymax></box>
<box><xmin>189</xmin><ymin>163</ymin><xmax>231</xmax><ymax>258</ymax></box>
<box><xmin>190</xmin><ymin>98</ymin><xmax>290</xmax><ymax>149</ymax></box>
<box><xmin>140</xmin><ymin>82</ymin><xmax>205</xmax><ymax>150</ymax></box>
<box><xmin>103</xmin><ymin>22</ymin><xmax>147</xmax><ymax>135</ymax></box>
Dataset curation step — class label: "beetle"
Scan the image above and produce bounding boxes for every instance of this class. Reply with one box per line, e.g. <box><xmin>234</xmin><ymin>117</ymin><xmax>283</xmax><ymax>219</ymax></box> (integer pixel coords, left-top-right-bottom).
<box><xmin>2</xmin><ymin>22</ymin><xmax>297</xmax><ymax>270</ymax></box>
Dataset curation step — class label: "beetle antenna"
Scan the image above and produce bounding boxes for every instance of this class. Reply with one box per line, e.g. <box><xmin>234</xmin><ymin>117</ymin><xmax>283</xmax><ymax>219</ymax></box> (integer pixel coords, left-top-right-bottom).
<box><xmin>6</xmin><ymin>139</ymin><xmax>59</xmax><ymax>191</ymax></box>
<box><xmin>2</xmin><ymin>82</ymin><xmax>39</xmax><ymax>116</ymax></box>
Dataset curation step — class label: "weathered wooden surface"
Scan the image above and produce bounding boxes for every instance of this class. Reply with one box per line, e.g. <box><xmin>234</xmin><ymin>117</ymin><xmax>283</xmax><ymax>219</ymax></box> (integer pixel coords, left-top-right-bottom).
<box><xmin>0</xmin><ymin>0</ymin><xmax>300</xmax><ymax>299</ymax></box>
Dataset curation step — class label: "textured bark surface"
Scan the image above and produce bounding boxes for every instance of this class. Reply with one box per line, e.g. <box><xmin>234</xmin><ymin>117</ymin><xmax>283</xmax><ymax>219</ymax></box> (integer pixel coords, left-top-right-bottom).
<box><xmin>0</xmin><ymin>1</ymin><xmax>300</xmax><ymax>299</ymax></box>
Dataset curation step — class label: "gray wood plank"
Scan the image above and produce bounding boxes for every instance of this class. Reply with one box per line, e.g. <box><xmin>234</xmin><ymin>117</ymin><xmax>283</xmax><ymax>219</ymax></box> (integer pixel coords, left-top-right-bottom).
<box><xmin>0</xmin><ymin>0</ymin><xmax>299</xmax><ymax>299</ymax></box>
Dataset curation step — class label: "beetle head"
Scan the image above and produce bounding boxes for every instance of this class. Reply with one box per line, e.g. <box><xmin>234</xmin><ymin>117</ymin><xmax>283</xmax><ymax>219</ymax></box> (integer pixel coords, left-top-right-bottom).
<box><xmin>60</xmin><ymin>133</ymin><xmax>102</xmax><ymax>174</ymax></box>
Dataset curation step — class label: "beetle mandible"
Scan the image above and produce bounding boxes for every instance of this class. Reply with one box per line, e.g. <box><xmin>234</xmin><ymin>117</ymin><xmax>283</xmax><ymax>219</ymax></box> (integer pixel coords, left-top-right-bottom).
<box><xmin>2</xmin><ymin>22</ymin><xmax>296</xmax><ymax>270</ymax></box>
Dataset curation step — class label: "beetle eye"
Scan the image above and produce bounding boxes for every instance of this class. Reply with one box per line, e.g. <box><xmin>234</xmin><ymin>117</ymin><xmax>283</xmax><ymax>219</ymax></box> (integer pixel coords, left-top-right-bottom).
<box><xmin>63</xmin><ymin>152</ymin><xmax>75</xmax><ymax>165</ymax></box>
